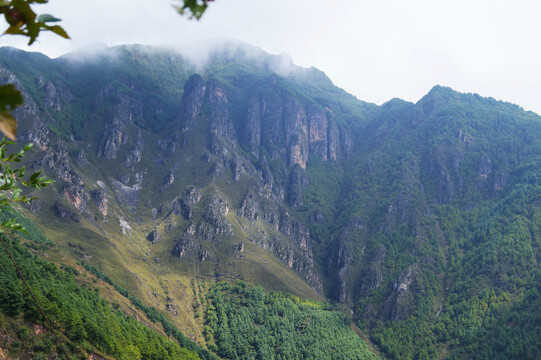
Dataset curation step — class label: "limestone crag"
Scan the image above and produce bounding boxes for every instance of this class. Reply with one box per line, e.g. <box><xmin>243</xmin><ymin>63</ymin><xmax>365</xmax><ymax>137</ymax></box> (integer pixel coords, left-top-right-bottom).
<box><xmin>147</xmin><ymin>228</ymin><xmax>161</xmax><ymax>244</ymax></box>
<box><xmin>97</xmin><ymin>87</ymin><xmax>143</xmax><ymax>159</ymax></box>
<box><xmin>384</xmin><ymin>265</ymin><xmax>424</xmax><ymax>322</ymax></box>
<box><xmin>90</xmin><ymin>189</ymin><xmax>108</xmax><ymax>217</ymax></box>
<box><xmin>55</xmin><ymin>201</ymin><xmax>81</xmax><ymax>222</ymax></box>
<box><xmin>124</xmin><ymin>130</ymin><xmax>144</xmax><ymax>170</ymax></box>
<box><xmin>36</xmin><ymin>144</ymin><xmax>89</xmax><ymax>211</ymax></box>
<box><xmin>171</xmin><ymin>186</ymin><xmax>202</xmax><ymax>220</ymax></box>
<box><xmin>179</xmin><ymin>74</ymin><xmax>205</xmax><ymax>133</ymax></box>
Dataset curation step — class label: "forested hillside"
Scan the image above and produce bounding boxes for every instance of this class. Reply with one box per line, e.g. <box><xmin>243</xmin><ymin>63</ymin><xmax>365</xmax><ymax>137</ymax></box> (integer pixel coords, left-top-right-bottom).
<box><xmin>0</xmin><ymin>43</ymin><xmax>540</xmax><ymax>359</ymax></box>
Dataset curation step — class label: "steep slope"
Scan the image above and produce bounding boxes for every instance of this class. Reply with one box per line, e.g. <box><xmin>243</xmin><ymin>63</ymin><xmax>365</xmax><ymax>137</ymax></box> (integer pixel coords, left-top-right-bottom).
<box><xmin>324</xmin><ymin>86</ymin><xmax>541</xmax><ymax>358</ymax></box>
<box><xmin>1</xmin><ymin>43</ymin><xmax>541</xmax><ymax>359</ymax></box>
<box><xmin>0</xmin><ymin>43</ymin><xmax>381</xmax><ymax>358</ymax></box>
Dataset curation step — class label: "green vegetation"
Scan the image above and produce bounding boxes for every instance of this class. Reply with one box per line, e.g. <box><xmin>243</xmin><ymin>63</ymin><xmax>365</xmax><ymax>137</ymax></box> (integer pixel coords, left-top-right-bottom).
<box><xmin>203</xmin><ymin>281</ymin><xmax>379</xmax><ymax>360</ymax></box>
<box><xmin>336</xmin><ymin>87</ymin><xmax>541</xmax><ymax>359</ymax></box>
<box><xmin>3</xmin><ymin>43</ymin><xmax>541</xmax><ymax>360</ymax></box>
<box><xmin>82</xmin><ymin>262</ymin><xmax>218</xmax><ymax>360</ymax></box>
<box><xmin>0</xmin><ymin>234</ymin><xmax>201</xmax><ymax>359</ymax></box>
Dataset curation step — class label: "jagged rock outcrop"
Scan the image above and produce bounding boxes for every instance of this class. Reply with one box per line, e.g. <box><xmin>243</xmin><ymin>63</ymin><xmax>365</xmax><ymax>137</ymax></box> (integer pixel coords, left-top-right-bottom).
<box><xmin>147</xmin><ymin>228</ymin><xmax>161</xmax><ymax>244</ymax></box>
<box><xmin>230</xmin><ymin>242</ymin><xmax>245</xmax><ymax>258</ymax></box>
<box><xmin>172</xmin><ymin>232</ymin><xmax>196</xmax><ymax>258</ymax></box>
<box><xmin>238</xmin><ymin>191</ymin><xmax>259</xmax><ymax>220</ymax></box>
<box><xmin>384</xmin><ymin>265</ymin><xmax>424</xmax><ymax>322</ymax></box>
<box><xmin>35</xmin><ymin>144</ymin><xmax>89</xmax><ymax>211</ymax></box>
<box><xmin>90</xmin><ymin>189</ymin><xmax>108</xmax><ymax>216</ymax></box>
<box><xmin>55</xmin><ymin>201</ymin><xmax>81</xmax><ymax>222</ymax></box>
<box><xmin>23</xmin><ymin>199</ymin><xmax>43</xmax><ymax>213</ymax></box>
<box><xmin>308</xmin><ymin>107</ymin><xmax>328</xmax><ymax>158</ymax></box>
<box><xmin>171</xmin><ymin>192</ymin><xmax>232</xmax><ymax>259</ymax></box>
<box><xmin>258</xmin><ymin>154</ymin><xmax>285</xmax><ymax>201</ymax></box>
<box><xmin>179</xmin><ymin>74</ymin><xmax>205</xmax><ymax>133</ymax></box>
<box><xmin>285</xmin><ymin>98</ymin><xmax>308</xmax><ymax>169</ymax></box>
<box><xmin>97</xmin><ymin>87</ymin><xmax>142</xmax><ymax>159</ymax></box>
<box><xmin>208</xmin><ymin>83</ymin><xmax>236</xmax><ymax>143</ymax></box>
<box><xmin>242</xmin><ymin>98</ymin><xmax>263</xmax><ymax>157</ymax></box>
<box><xmin>197</xmin><ymin>193</ymin><xmax>232</xmax><ymax>242</ymax></box>
<box><xmin>112</xmin><ymin>178</ymin><xmax>142</xmax><ymax>207</ymax></box>
<box><xmin>124</xmin><ymin>130</ymin><xmax>144</xmax><ymax>170</ymax></box>
<box><xmin>35</xmin><ymin>76</ymin><xmax>73</xmax><ymax>111</ymax></box>
<box><xmin>172</xmin><ymin>186</ymin><xmax>202</xmax><ymax>220</ymax></box>
<box><xmin>288</xmin><ymin>165</ymin><xmax>309</xmax><ymax>208</ymax></box>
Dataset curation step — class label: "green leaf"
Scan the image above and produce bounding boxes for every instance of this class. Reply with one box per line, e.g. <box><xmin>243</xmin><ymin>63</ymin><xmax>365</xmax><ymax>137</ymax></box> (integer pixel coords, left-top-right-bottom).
<box><xmin>0</xmin><ymin>85</ymin><xmax>23</xmax><ymax>111</ymax></box>
<box><xmin>37</xmin><ymin>13</ymin><xmax>61</xmax><ymax>23</ymax></box>
<box><xmin>42</xmin><ymin>24</ymin><xmax>69</xmax><ymax>39</ymax></box>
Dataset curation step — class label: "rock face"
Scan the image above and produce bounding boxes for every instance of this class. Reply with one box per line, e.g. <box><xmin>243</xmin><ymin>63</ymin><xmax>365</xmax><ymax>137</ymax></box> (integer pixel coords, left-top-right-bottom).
<box><xmin>97</xmin><ymin>87</ymin><xmax>142</xmax><ymax>159</ymax></box>
<box><xmin>308</xmin><ymin>106</ymin><xmax>329</xmax><ymax>161</ymax></box>
<box><xmin>230</xmin><ymin>242</ymin><xmax>244</xmax><ymax>258</ymax></box>
<box><xmin>208</xmin><ymin>83</ymin><xmax>236</xmax><ymax>143</ymax></box>
<box><xmin>55</xmin><ymin>201</ymin><xmax>81</xmax><ymax>222</ymax></box>
<box><xmin>90</xmin><ymin>189</ymin><xmax>108</xmax><ymax>217</ymax></box>
<box><xmin>385</xmin><ymin>265</ymin><xmax>423</xmax><ymax>321</ymax></box>
<box><xmin>179</xmin><ymin>74</ymin><xmax>206</xmax><ymax>132</ymax></box>
<box><xmin>172</xmin><ymin>186</ymin><xmax>202</xmax><ymax>220</ymax></box>
<box><xmin>147</xmin><ymin>228</ymin><xmax>161</xmax><ymax>244</ymax></box>
<box><xmin>288</xmin><ymin>165</ymin><xmax>309</xmax><ymax>208</ymax></box>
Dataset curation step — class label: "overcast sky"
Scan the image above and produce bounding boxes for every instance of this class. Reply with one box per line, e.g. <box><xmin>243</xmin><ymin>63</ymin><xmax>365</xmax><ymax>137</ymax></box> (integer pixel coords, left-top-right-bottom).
<box><xmin>2</xmin><ymin>0</ymin><xmax>540</xmax><ymax>114</ymax></box>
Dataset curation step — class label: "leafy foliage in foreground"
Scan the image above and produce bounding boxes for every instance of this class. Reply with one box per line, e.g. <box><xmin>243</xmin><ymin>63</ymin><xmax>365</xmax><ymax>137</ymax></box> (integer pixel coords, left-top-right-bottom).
<box><xmin>0</xmin><ymin>234</ymin><xmax>200</xmax><ymax>360</ymax></box>
<box><xmin>203</xmin><ymin>281</ymin><xmax>379</xmax><ymax>360</ymax></box>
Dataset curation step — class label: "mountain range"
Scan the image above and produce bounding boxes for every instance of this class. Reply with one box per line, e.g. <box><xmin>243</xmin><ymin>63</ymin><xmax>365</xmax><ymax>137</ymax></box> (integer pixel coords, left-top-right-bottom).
<box><xmin>0</xmin><ymin>42</ymin><xmax>540</xmax><ymax>359</ymax></box>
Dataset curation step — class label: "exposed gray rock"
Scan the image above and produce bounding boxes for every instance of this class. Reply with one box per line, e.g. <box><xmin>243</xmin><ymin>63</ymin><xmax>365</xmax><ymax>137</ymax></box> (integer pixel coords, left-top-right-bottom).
<box><xmin>147</xmin><ymin>228</ymin><xmax>161</xmax><ymax>244</ymax></box>
<box><xmin>172</xmin><ymin>232</ymin><xmax>196</xmax><ymax>258</ymax></box>
<box><xmin>179</xmin><ymin>74</ymin><xmax>205</xmax><ymax>132</ymax></box>
<box><xmin>284</xmin><ymin>98</ymin><xmax>308</xmax><ymax>169</ymax></box>
<box><xmin>97</xmin><ymin>88</ymin><xmax>142</xmax><ymax>159</ymax></box>
<box><xmin>308</xmin><ymin>106</ymin><xmax>328</xmax><ymax>161</ymax></box>
<box><xmin>238</xmin><ymin>191</ymin><xmax>259</xmax><ymax>220</ymax></box>
<box><xmin>288</xmin><ymin>165</ymin><xmax>309</xmax><ymax>208</ymax></box>
<box><xmin>242</xmin><ymin>97</ymin><xmax>262</xmax><ymax>157</ymax></box>
<box><xmin>172</xmin><ymin>186</ymin><xmax>202</xmax><ymax>220</ymax></box>
<box><xmin>55</xmin><ymin>201</ymin><xmax>81</xmax><ymax>222</ymax></box>
<box><xmin>124</xmin><ymin>130</ymin><xmax>144</xmax><ymax>170</ymax></box>
<box><xmin>22</xmin><ymin>199</ymin><xmax>42</xmax><ymax>213</ymax></box>
<box><xmin>385</xmin><ymin>265</ymin><xmax>424</xmax><ymax>322</ymax></box>
<box><xmin>112</xmin><ymin>180</ymin><xmax>141</xmax><ymax>207</ymax></box>
<box><xmin>90</xmin><ymin>189</ymin><xmax>108</xmax><ymax>217</ymax></box>
<box><xmin>208</xmin><ymin>83</ymin><xmax>236</xmax><ymax>143</ymax></box>
<box><xmin>230</xmin><ymin>242</ymin><xmax>245</xmax><ymax>258</ymax></box>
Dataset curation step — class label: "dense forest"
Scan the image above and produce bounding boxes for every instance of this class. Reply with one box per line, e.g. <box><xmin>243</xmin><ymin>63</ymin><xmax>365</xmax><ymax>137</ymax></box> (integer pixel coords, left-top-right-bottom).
<box><xmin>0</xmin><ymin>208</ymin><xmax>209</xmax><ymax>359</ymax></box>
<box><xmin>203</xmin><ymin>282</ymin><xmax>378</xmax><ymax>359</ymax></box>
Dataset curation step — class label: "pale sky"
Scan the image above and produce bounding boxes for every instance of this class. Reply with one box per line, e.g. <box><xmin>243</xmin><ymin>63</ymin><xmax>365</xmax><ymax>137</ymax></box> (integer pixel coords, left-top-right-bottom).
<box><xmin>1</xmin><ymin>0</ymin><xmax>540</xmax><ymax>114</ymax></box>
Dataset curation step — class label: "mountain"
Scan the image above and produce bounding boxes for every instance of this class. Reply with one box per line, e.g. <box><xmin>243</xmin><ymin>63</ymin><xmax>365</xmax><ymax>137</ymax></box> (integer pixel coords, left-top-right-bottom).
<box><xmin>0</xmin><ymin>42</ymin><xmax>540</xmax><ymax>359</ymax></box>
